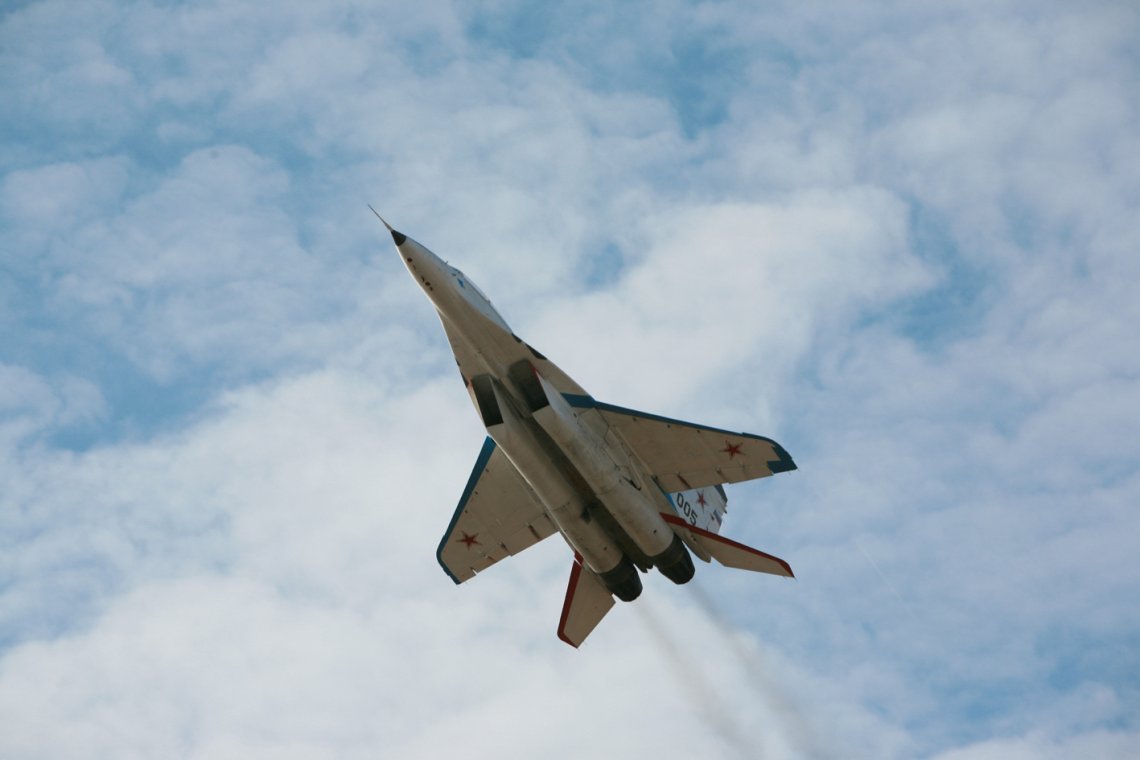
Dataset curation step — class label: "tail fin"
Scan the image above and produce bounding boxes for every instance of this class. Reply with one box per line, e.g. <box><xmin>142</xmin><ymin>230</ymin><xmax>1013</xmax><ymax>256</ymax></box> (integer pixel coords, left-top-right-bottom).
<box><xmin>557</xmin><ymin>554</ymin><xmax>615</xmax><ymax>648</ymax></box>
<box><xmin>661</xmin><ymin>513</ymin><xmax>793</xmax><ymax>577</ymax></box>
<box><xmin>670</xmin><ymin>484</ymin><xmax>728</xmax><ymax>535</ymax></box>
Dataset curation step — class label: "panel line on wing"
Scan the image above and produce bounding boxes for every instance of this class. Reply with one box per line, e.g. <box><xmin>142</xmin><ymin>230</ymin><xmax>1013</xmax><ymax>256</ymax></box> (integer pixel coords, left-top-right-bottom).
<box><xmin>437</xmin><ymin>436</ymin><xmax>558</xmax><ymax>584</ymax></box>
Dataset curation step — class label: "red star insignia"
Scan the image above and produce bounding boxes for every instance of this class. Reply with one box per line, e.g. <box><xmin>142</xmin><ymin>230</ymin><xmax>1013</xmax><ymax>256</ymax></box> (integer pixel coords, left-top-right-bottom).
<box><xmin>721</xmin><ymin>441</ymin><xmax>744</xmax><ymax>459</ymax></box>
<box><xmin>696</xmin><ymin>491</ymin><xmax>708</xmax><ymax>507</ymax></box>
<box><xmin>458</xmin><ymin>532</ymin><xmax>480</xmax><ymax>548</ymax></box>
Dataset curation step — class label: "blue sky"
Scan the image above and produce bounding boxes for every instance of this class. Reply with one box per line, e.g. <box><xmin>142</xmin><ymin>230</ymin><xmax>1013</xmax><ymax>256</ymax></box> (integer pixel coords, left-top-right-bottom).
<box><xmin>3</xmin><ymin>1</ymin><xmax>1139</xmax><ymax>757</ymax></box>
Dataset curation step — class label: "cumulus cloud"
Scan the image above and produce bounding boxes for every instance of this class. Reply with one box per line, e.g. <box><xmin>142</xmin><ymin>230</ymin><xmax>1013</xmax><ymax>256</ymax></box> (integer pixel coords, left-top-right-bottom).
<box><xmin>2</xmin><ymin>1</ymin><xmax>1138</xmax><ymax>758</ymax></box>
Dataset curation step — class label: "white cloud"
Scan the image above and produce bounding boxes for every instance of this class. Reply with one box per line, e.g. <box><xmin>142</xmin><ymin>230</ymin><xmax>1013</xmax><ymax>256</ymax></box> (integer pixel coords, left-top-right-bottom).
<box><xmin>2</xmin><ymin>1</ymin><xmax>1138</xmax><ymax>758</ymax></box>
<box><xmin>0</xmin><ymin>368</ymin><xmax>878</xmax><ymax>759</ymax></box>
<box><xmin>0</xmin><ymin>365</ymin><xmax>107</xmax><ymax>450</ymax></box>
<box><xmin>929</xmin><ymin>728</ymin><xmax>1140</xmax><ymax>760</ymax></box>
<box><xmin>526</xmin><ymin>186</ymin><xmax>930</xmax><ymax>410</ymax></box>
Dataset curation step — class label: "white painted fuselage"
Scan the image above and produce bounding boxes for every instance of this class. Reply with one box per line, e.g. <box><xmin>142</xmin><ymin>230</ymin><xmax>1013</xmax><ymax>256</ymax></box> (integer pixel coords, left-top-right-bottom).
<box><xmin>394</xmin><ymin>229</ymin><xmax>685</xmax><ymax>599</ymax></box>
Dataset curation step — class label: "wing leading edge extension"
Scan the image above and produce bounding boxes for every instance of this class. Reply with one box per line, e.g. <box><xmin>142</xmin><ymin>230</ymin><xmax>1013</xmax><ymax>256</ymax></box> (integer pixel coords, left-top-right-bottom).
<box><xmin>437</xmin><ymin>437</ymin><xmax>558</xmax><ymax>583</ymax></box>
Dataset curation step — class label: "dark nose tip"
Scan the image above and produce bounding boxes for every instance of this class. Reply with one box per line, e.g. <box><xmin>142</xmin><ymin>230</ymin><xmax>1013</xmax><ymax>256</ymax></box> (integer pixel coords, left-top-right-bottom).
<box><xmin>368</xmin><ymin>205</ymin><xmax>407</xmax><ymax>246</ymax></box>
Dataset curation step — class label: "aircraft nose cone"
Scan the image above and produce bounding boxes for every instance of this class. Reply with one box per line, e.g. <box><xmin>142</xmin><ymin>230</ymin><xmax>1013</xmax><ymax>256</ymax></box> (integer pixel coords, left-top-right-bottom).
<box><xmin>369</xmin><ymin>205</ymin><xmax>406</xmax><ymax>246</ymax></box>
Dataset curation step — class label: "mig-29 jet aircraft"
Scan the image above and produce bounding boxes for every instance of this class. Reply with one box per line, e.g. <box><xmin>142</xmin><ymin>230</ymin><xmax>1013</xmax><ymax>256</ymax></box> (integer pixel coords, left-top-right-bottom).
<box><xmin>376</xmin><ymin>209</ymin><xmax>796</xmax><ymax>647</ymax></box>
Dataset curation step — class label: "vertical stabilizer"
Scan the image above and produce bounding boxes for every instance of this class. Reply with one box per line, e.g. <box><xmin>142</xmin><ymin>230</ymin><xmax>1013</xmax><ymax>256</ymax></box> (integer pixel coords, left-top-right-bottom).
<box><xmin>670</xmin><ymin>484</ymin><xmax>728</xmax><ymax>535</ymax></box>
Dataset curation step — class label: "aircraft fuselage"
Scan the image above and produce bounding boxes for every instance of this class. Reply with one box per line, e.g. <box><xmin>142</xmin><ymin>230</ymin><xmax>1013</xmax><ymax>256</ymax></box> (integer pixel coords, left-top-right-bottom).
<box><xmin>394</xmin><ymin>229</ymin><xmax>691</xmax><ymax>600</ymax></box>
<box><xmin>381</xmin><ymin>214</ymin><xmax>795</xmax><ymax>647</ymax></box>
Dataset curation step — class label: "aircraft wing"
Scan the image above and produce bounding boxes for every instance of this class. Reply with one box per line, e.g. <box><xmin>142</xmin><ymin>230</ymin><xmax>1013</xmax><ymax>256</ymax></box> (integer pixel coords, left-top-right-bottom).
<box><xmin>565</xmin><ymin>396</ymin><xmax>797</xmax><ymax>493</ymax></box>
<box><xmin>437</xmin><ymin>437</ymin><xmax>559</xmax><ymax>583</ymax></box>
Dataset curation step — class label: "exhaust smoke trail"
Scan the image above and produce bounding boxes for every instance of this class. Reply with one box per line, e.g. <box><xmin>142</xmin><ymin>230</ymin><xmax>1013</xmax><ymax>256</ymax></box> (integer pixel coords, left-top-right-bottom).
<box><xmin>684</xmin><ymin>582</ymin><xmax>836</xmax><ymax>760</ymax></box>
<box><xmin>632</xmin><ymin>597</ymin><xmax>761</xmax><ymax>760</ymax></box>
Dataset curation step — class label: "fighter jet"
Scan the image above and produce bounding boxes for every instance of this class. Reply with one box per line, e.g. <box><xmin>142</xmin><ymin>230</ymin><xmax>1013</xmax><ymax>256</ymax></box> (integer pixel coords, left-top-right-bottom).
<box><xmin>379</xmin><ymin>211</ymin><xmax>797</xmax><ymax>647</ymax></box>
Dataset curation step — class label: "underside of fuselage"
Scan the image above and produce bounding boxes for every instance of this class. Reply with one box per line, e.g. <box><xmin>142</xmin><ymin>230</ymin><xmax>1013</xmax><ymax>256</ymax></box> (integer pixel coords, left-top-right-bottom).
<box><xmin>444</xmin><ymin>330</ymin><xmax>701</xmax><ymax>604</ymax></box>
<box><xmin>471</xmin><ymin>358</ymin><xmax>695</xmax><ymax>602</ymax></box>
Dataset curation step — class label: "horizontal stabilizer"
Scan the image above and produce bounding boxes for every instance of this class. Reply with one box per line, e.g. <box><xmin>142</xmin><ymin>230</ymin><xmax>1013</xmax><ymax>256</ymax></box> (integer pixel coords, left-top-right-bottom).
<box><xmin>661</xmin><ymin>514</ymin><xmax>793</xmax><ymax>577</ymax></box>
<box><xmin>557</xmin><ymin>554</ymin><xmax>615</xmax><ymax>648</ymax></box>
